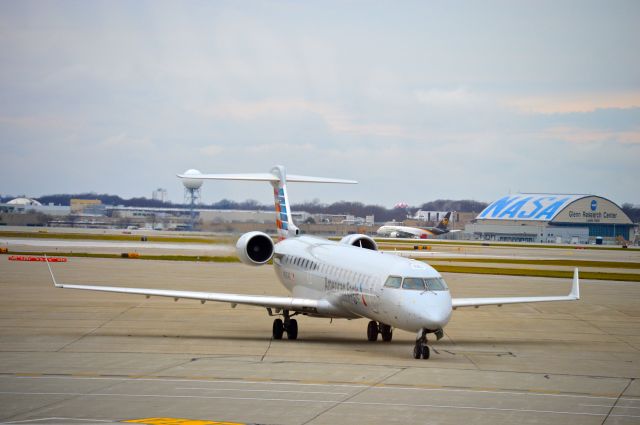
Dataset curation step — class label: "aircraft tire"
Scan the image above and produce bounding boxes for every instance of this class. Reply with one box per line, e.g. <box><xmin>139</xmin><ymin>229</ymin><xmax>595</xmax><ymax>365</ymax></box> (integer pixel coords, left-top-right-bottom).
<box><xmin>287</xmin><ymin>319</ymin><xmax>298</xmax><ymax>340</ymax></box>
<box><xmin>272</xmin><ymin>319</ymin><xmax>284</xmax><ymax>340</ymax></box>
<box><xmin>422</xmin><ymin>346</ymin><xmax>430</xmax><ymax>359</ymax></box>
<box><xmin>380</xmin><ymin>324</ymin><xmax>393</xmax><ymax>342</ymax></box>
<box><xmin>367</xmin><ymin>321</ymin><xmax>378</xmax><ymax>341</ymax></box>
<box><xmin>413</xmin><ymin>344</ymin><xmax>422</xmax><ymax>359</ymax></box>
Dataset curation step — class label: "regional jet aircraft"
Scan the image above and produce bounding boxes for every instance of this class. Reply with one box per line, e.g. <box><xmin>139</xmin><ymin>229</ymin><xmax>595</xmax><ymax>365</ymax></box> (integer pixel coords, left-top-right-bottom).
<box><xmin>376</xmin><ymin>212</ymin><xmax>461</xmax><ymax>239</ymax></box>
<box><xmin>47</xmin><ymin>165</ymin><xmax>580</xmax><ymax>359</ymax></box>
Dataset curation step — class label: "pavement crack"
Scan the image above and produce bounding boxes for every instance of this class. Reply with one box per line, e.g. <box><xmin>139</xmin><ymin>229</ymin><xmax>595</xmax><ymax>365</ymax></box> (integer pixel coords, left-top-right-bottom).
<box><xmin>260</xmin><ymin>338</ymin><xmax>273</xmax><ymax>362</ymax></box>
<box><xmin>300</xmin><ymin>367</ymin><xmax>405</xmax><ymax>425</ymax></box>
<box><xmin>601</xmin><ymin>378</ymin><xmax>633</xmax><ymax>425</ymax></box>
<box><xmin>55</xmin><ymin>304</ymin><xmax>140</xmax><ymax>352</ymax></box>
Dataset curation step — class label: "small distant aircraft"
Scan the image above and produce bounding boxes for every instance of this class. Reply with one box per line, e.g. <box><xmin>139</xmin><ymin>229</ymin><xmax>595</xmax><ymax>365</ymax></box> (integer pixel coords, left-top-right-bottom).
<box><xmin>47</xmin><ymin>166</ymin><xmax>580</xmax><ymax>359</ymax></box>
<box><xmin>376</xmin><ymin>212</ymin><xmax>461</xmax><ymax>239</ymax></box>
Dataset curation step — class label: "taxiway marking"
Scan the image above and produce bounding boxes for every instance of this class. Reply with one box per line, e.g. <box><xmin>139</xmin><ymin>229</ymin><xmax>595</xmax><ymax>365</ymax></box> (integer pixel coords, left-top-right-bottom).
<box><xmin>1</xmin><ymin>390</ymin><xmax>638</xmax><ymax>419</ymax></box>
<box><xmin>2</xmin><ymin>373</ymin><xmax>631</xmax><ymax>401</ymax></box>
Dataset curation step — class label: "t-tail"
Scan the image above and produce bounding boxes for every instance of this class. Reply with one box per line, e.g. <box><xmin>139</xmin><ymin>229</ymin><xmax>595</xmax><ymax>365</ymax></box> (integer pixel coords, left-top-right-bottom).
<box><xmin>436</xmin><ymin>212</ymin><xmax>452</xmax><ymax>230</ymax></box>
<box><xmin>177</xmin><ymin>165</ymin><xmax>357</xmax><ymax>239</ymax></box>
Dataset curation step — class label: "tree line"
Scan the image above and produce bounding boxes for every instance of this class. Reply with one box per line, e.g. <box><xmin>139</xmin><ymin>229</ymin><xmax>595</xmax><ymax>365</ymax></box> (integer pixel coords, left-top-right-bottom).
<box><xmin>3</xmin><ymin>192</ymin><xmax>638</xmax><ymax>223</ymax></box>
<box><xmin>1</xmin><ymin>193</ymin><xmax>487</xmax><ymax>220</ymax></box>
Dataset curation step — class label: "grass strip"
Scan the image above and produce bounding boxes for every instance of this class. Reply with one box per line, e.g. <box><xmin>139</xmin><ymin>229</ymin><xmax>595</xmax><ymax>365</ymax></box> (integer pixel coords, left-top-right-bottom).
<box><xmin>375</xmin><ymin>238</ymin><xmax>637</xmax><ymax>251</ymax></box>
<box><xmin>2</xmin><ymin>251</ymin><xmax>240</xmax><ymax>263</ymax></box>
<box><xmin>431</xmin><ymin>264</ymin><xmax>640</xmax><ymax>282</ymax></box>
<box><xmin>0</xmin><ymin>230</ymin><xmax>232</xmax><ymax>244</ymax></box>
<box><xmin>3</xmin><ymin>251</ymin><xmax>636</xmax><ymax>281</ymax></box>
<box><xmin>408</xmin><ymin>257</ymin><xmax>640</xmax><ymax>270</ymax></box>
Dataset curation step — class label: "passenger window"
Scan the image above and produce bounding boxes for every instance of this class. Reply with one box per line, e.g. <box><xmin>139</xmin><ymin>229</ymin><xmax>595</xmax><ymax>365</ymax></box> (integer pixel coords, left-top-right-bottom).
<box><xmin>384</xmin><ymin>276</ymin><xmax>402</xmax><ymax>288</ymax></box>
<box><xmin>402</xmin><ymin>277</ymin><xmax>425</xmax><ymax>290</ymax></box>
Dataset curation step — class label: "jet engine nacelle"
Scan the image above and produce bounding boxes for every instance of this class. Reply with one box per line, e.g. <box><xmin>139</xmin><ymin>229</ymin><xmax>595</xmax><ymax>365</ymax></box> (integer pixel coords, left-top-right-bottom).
<box><xmin>236</xmin><ymin>231</ymin><xmax>274</xmax><ymax>266</ymax></box>
<box><xmin>389</xmin><ymin>231</ymin><xmax>399</xmax><ymax>238</ymax></box>
<box><xmin>339</xmin><ymin>234</ymin><xmax>378</xmax><ymax>251</ymax></box>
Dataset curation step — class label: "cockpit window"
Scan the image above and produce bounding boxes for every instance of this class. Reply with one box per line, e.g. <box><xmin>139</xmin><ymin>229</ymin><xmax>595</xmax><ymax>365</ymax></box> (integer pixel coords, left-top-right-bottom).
<box><xmin>400</xmin><ymin>277</ymin><xmax>449</xmax><ymax>291</ymax></box>
<box><xmin>402</xmin><ymin>277</ymin><xmax>425</xmax><ymax>290</ymax></box>
<box><xmin>425</xmin><ymin>277</ymin><xmax>448</xmax><ymax>291</ymax></box>
<box><xmin>384</xmin><ymin>276</ymin><xmax>402</xmax><ymax>288</ymax></box>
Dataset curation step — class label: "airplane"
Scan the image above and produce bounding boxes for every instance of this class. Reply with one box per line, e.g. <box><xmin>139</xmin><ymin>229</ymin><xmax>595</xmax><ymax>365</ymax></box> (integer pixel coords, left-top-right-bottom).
<box><xmin>376</xmin><ymin>212</ymin><xmax>461</xmax><ymax>239</ymax></box>
<box><xmin>46</xmin><ymin>165</ymin><xmax>580</xmax><ymax>359</ymax></box>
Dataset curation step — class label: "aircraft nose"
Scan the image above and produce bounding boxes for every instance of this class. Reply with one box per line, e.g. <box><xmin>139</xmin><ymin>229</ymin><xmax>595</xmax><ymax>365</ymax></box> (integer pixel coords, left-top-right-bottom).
<box><xmin>415</xmin><ymin>297</ymin><xmax>452</xmax><ymax>330</ymax></box>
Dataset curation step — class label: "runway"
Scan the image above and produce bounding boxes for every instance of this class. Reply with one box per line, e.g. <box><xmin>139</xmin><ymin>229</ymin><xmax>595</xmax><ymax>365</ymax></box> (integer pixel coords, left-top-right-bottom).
<box><xmin>1</xmin><ymin>253</ymin><xmax>639</xmax><ymax>424</ymax></box>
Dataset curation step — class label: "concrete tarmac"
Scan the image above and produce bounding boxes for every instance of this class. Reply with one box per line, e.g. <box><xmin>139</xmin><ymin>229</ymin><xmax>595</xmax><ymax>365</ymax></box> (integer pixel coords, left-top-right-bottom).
<box><xmin>1</xmin><ymin>256</ymin><xmax>639</xmax><ymax>424</ymax></box>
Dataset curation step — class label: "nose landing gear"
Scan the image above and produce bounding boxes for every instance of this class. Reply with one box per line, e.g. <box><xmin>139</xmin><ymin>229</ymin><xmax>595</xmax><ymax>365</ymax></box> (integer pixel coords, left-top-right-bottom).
<box><xmin>413</xmin><ymin>328</ymin><xmax>430</xmax><ymax>359</ymax></box>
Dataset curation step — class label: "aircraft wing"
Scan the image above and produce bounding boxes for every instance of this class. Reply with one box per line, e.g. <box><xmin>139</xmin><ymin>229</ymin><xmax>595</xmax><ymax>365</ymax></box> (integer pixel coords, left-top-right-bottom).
<box><xmin>452</xmin><ymin>268</ymin><xmax>580</xmax><ymax>309</ymax></box>
<box><xmin>46</xmin><ymin>261</ymin><xmax>318</xmax><ymax>312</ymax></box>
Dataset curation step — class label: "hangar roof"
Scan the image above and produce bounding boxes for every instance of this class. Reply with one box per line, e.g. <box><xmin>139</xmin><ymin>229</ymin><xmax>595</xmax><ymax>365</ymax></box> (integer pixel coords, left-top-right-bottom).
<box><xmin>7</xmin><ymin>197</ymin><xmax>42</xmax><ymax>206</ymax></box>
<box><xmin>476</xmin><ymin>194</ymin><xmax>632</xmax><ymax>225</ymax></box>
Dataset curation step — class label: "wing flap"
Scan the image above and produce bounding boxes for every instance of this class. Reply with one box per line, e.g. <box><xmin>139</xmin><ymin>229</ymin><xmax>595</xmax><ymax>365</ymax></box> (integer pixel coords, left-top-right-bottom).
<box><xmin>452</xmin><ymin>268</ymin><xmax>580</xmax><ymax>308</ymax></box>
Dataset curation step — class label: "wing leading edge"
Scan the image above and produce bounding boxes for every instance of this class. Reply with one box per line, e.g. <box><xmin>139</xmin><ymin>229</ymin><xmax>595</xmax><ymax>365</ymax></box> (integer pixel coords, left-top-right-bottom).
<box><xmin>46</xmin><ymin>259</ymin><xmax>319</xmax><ymax>312</ymax></box>
<box><xmin>452</xmin><ymin>268</ymin><xmax>580</xmax><ymax>309</ymax></box>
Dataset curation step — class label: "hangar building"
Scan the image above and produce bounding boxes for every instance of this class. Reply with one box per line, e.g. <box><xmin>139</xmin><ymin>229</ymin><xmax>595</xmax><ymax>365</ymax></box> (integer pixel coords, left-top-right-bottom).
<box><xmin>465</xmin><ymin>194</ymin><xmax>635</xmax><ymax>244</ymax></box>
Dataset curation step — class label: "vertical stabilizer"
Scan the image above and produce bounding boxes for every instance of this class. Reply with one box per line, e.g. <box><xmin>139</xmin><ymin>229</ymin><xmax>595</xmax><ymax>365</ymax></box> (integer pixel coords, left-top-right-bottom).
<box><xmin>270</xmin><ymin>165</ymin><xmax>299</xmax><ymax>240</ymax></box>
<box><xmin>436</xmin><ymin>212</ymin><xmax>452</xmax><ymax>230</ymax></box>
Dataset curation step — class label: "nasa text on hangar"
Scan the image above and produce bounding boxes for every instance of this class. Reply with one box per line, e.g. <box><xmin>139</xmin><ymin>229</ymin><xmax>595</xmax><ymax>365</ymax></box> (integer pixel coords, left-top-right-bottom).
<box><xmin>465</xmin><ymin>194</ymin><xmax>635</xmax><ymax>243</ymax></box>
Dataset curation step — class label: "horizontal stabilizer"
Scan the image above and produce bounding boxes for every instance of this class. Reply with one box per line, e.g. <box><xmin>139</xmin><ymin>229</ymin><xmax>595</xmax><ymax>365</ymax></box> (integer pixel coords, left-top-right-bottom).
<box><xmin>177</xmin><ymin>173</ymin><xmax>357</xmax><ymax>184</ymax></box>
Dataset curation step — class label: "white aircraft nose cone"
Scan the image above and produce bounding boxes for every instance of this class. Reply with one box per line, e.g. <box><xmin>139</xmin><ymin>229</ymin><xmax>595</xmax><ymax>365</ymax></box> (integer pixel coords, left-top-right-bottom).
<box><xmin>414</xmin><ymin>295</ymin><xmax>452</xmax><ymax>330</ymax></box>
<box><xmin>423</xmin><ymin>306</ymin><xmax>451</xmax><ymax>328</ymax></box>
<box><xmin>394</xmin><ymin>290</ymin><xmax>453</xmax><ymax>331</ymax></box>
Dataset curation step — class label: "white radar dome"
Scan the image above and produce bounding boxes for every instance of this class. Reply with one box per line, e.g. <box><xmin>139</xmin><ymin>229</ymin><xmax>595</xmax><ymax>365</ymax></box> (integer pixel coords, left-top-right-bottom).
<box><xmin>182</xmin><ymin>169</ymin><xmax>203</xmax><ymax>189</ymax></box>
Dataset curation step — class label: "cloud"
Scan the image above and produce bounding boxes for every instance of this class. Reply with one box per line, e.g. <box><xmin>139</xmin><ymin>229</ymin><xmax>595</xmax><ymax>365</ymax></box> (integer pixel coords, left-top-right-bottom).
<box><xmin>100</xmin><ymin>133</ymin><xmax>155</xmax><ymax>154</ymax></box>
<box><xmin>1</xmin><ymin>2</ymin><xmax>639</xmax><ymax>205</ymax></box>
<box><xmin>199</xmin><ymin>145</ymin><xmax>226</xmax><ymax>156</ymax></box>
<box><xmin>507</xmin><ymin>92</ymin><xmax>640</xmax><ymax>114</ymax></box>
<box><xmin>414</xmin><ymin>87</ymin><xmax>481</xmax><ymax>108</ymax></box>
<box><xmin>541</xmin><ymin>126</ymin><xmax>640</xmax><ymax>145</ymax></box>
<box><xmin>194</xmin><ymin>99</ymin><xmax>415</xmax><ymax>139</ymax></box>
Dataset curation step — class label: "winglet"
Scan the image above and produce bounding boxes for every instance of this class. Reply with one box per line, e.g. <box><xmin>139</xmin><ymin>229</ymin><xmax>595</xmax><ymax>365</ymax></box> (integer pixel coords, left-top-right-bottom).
<box><xmin>570</xmin><ymin>268</ymin><xmax>580</xmax><ymax>300</ymax></box>
<box><xmin>44</xmin><ymin>254</ymin><xmax>63</xmax><ymax>288</ymax></box>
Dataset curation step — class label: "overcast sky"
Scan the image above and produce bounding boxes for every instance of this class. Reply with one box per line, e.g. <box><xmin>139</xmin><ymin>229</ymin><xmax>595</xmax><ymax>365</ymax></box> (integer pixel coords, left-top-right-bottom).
<box><xmin>1</xmin><ymin>1</ymin><xmax>638</xmax><ymax>207</ymax></box>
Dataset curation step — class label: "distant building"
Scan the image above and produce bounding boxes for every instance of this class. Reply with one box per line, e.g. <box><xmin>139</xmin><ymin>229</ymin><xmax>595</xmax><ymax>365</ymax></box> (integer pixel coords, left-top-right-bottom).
<box><xmin>7</xmin><ymin>197</ymin><xmax>42</xmax><ymax>207</ymax></box>
<box><xmin>413</xmin><ymin>210</ymin><xmax>451</xmax><ymax>223</ymax></box>
<box><xmin>466</xmin><ymin>194</ymin><xmax>635</xmax><ymax>243</ymax></box>
<box><xmin>70</xmin><ymin>199</ymin><xmax>101</xmax><ymax>214</ymax></box>
<box><xmin>152</xmin><ymin>188</ymin><xmax>168</xmax><ymax>203</ymax></box>
<box><xmin>0</xmin><ymin>198</ymin><xmax>70</xmax><ymax>217</ymax></box>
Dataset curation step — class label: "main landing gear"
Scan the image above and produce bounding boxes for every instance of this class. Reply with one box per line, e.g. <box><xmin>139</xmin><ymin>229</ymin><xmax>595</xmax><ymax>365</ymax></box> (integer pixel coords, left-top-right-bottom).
<box><xmin>366</xmin><ymin>321</ymin><xmax>393</xmax><ymax>342</ymax></box>
<box><xmin>272</xmin><ymin>310</ymin><xmax>298</xmax><ymax>340</ymax></box>
<box><xmin>413</xmin><ymin>328</ymin><xmax>430</xmax><ymax>359</ymax></box>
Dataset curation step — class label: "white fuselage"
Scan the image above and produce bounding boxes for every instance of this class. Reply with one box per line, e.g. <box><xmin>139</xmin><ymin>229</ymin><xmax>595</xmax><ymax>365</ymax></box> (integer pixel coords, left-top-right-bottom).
<box><xmin>272</xmin><ymin>235</ymin><xmax>452</xmax><ymax>332</ymax></box>
<box><xmin>377</xmin><ymin>225</ymin><xmax>434</xmax><ymax>239</ymax></box>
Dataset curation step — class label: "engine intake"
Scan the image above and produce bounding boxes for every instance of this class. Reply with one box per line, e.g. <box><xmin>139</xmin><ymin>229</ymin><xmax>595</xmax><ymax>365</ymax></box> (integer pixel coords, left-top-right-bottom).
<box><xmin>339</xmin><ymin>234</ymin><xmax>378</xmax><ymax>251</ymax></box>
<box><xmin>236</xmin><ymin>231</ymin><xmax>274</xmax><ymax>266</ymax></box>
